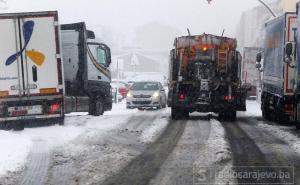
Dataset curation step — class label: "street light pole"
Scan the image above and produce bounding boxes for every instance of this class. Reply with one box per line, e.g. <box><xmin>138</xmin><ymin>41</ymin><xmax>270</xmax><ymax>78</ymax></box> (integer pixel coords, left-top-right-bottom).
<box><xmin>257</xmin><ymin>0</ymin><xmax>277</xmax><ymax>18</ymax></box>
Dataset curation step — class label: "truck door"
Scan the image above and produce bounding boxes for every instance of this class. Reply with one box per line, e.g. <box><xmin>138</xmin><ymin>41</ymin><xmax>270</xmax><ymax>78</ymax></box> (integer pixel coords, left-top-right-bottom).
<box><xmin>87</xmin><ymin>43</ymin><xmax>111</xmax><ymax>83</ymax></box>
<box><xmin>20</xmin><ymin>16</ymin><xmax>61</xmax><ymax>95</ymax></box>
<box><xmin>0</xmin><ymin>18</ymin><xmax>24</xmax><ymax>96</ymax></box>
<box><xmin>0</xmin><ymin>13</ymin><xmax>61</xmax><ymax>97</ymax></box>
<box><xmin>284</xmin><ymin>13</ymin><xmax>297</xmax><ymax>95</ymax></box>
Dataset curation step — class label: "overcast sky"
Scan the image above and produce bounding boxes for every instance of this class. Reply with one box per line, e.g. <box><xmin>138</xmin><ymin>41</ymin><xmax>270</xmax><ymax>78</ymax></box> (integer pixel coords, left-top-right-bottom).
<box><xmin>2</xmin><ymin>0</ymin><xmax>275</xmax><ymax>47</ymax></box>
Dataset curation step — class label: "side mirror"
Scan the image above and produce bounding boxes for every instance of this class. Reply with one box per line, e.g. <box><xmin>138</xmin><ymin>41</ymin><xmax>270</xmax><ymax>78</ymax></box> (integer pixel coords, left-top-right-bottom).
<box><xmin>87</xmin><ymin>30</ymin><xmax>95</xmax><ymax>39</ymax></box>
<box><xmin>256</xmin><ymin>53</ymin><xmax>262</xmax><ymax>63</ymax></box>
<box><xmin>286</xmin><ymin>43</ymin><xmax>293</xmax><ymax>57</ymax></box>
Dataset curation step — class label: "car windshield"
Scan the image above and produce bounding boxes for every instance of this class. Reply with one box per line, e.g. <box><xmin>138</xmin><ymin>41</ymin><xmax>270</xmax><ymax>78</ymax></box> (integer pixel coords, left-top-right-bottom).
<box><xmin>131</xmin><ymin>82</ymin><xmax>159</xmax><ymax>91</ymax></box>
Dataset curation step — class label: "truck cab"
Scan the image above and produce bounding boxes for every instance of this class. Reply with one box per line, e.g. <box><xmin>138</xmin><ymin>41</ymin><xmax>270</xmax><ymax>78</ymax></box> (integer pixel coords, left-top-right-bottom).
<box><xmin>61</xmin><ymin>22</ymin><xmax>112</xmax><ymax>116</ymax></box>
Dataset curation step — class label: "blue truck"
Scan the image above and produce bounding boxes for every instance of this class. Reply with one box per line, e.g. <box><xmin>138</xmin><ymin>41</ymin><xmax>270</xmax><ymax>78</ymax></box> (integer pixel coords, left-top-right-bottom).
<box><xmin>257</xmin><ymin>12</ymin><xmax>299</xmax><ymax>129</ymax></box>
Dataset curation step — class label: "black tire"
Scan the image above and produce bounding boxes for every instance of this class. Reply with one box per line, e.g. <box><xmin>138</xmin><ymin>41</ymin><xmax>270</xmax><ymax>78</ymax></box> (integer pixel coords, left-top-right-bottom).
<box><xmin>94</xmin><ymin>98</ymin><xmax>104</xmax><ymax>116</ymax></box>
<box><xmin>89</xmin><ymin>98</ymin><xmax>95</xmax><ymax>115</ymax></box>
<box><xmin>218</xmin><ymin>112</ymin><xmax>226</xmax><ymax>121</ymax></box>
<box><xmin>262</xmin><ymin>105</ymin><xmax>271</xmax><ymax>121</ymax></box>
<box><xmin>218</xmin><ymin>111</ymin><xmax>236</xmax><ymax>121</ymax></box>
<box><xmin>182</xmin><ymin>110</ymin><xmax>189</xmax><ymax>118</ymax></box>
<box><xmin>296</xmin><ymin>122</ymin><xmax>300</xmax><ymax>130</ymax></box>
<box><xmin>229</xmin><ymin>111</ymin><xmax>237</xmax><ymax>121</ymax></box>
<box><xmin>13</xmin><ymin>121</ymin><xmax>25</xmax><ymax>131</ymax></box>
<box><xmin>58</xmin><ymin>118</ymin><xmax>64</xmax><ymax>126</ymax></box>
<box><xmin>171</xmin><ymin>107</ymin><xmax>179</xmax><ymax>120</ymax></box>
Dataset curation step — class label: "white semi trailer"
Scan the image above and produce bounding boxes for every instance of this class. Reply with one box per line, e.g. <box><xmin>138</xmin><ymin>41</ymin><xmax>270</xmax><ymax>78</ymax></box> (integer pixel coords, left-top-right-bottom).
<box><xmin>0</xmin><ymin>11</ymin><xmax>64</xmax><ymax>130</ymax></box>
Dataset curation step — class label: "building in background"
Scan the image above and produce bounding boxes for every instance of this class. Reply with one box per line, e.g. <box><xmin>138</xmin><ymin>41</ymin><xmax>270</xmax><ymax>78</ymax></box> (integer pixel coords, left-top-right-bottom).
<box><xmin>111</xmin><ymin>47</ymin><xmax>168</xmax><ymax>83</ymax></box>
<box><xmin>235</xmin><ymin>0</ymin><xmax>297</xmax><ymax>100</ymax></box>
<box><xmin>280</xmin><ymin>0</ymin><xmax>297</xmax><ymax>12</ymax></box>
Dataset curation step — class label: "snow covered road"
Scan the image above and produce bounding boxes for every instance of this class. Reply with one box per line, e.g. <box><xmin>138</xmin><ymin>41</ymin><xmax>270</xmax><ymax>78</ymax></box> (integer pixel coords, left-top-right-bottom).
<box><xmin>0</xmin><ymin>101</ymin><xmax>299</xmax><ymax>185</ymax></box>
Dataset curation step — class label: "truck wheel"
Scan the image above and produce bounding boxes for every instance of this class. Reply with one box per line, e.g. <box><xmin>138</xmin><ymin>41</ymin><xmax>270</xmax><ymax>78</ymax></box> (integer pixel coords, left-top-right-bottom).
<box><xmin>218</xmin><ymin>112</ymin><xmax>225</xmax><ymax>121</ymax></box>
<box><xmin>94</xmin><ymin>99</ymin><xmax>104</xmax><ymax>116</ymax></box>
<box><xmin>182</xmin><ymin>110</ymin><xmax>189</xmax><ymax>118</ymax></box>
<box><xmin>58</xmin><ymin>118</ymin><xmax>64</xmax><ymax>126</ymax></box>
<box><xmin>296</xmin><ymin>122</ymin><xmax>300</xmax><ymax>130</ymax></box>
<box><xmin>13</xmin><ymin>121</ymin><xmax>25</xmax><ymax>131</ymax></box>
<box><xmin>89</xmin><ymin>98</ymin><xmax>95</xmax><ymax>115</ymax></box>
<box><xmin>171</xmin><ymin>107</ymin><xmax>179</xmax><ymax>120</ymax></box>
<box><xmin>229</xmin><ymin>111</ymin><xmax>237</xmax><ymax>121</ymax></box>
<box><xmin>262</xmin><ymin>106</ymin><xmax>271</xmax><ymax>121</ymax></box>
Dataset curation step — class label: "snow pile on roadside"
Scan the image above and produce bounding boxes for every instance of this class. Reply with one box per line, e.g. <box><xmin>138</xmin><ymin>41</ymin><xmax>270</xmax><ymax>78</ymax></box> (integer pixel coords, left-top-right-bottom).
<box><xmin>0</xmin><ymin>102</ymin><xmax>136</xmax><ymax>177</ymax></box>
<box><xmin>0</xmin><ymin>131</ymin><xmax>31</xmax><ymax>176</ymax></box>
<box><xmin>258</xmin><ymin>123</ymin><xmax>300</xmax><ymax>154</ymax></box>
<box><xmin>245</xmin><ymin>100</ymin><xmax>262</xmax><ymax>117</ymax></box>
<box><xmin>140</xmin><ymin>109</ymin><xmax>169</xmax><ymax>143</ymax></box>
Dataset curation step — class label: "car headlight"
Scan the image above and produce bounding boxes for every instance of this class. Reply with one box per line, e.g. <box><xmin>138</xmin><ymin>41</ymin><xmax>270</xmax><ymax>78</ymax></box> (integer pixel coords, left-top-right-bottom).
<box><xmin>127</xmin><ymin>91</ymin><xmax>132</xmax><ymax>98</ymax></box>
<box><xmin>152</xmin><ymin>91</ymin><xmax>159</xmax><ymax>98</ymax></box>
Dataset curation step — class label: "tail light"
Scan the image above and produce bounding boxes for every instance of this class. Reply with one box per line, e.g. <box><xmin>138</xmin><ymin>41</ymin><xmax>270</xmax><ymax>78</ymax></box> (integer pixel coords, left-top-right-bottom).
<box><xmin>224</xmin><ymin>95</ymin><xmax>235</xmax><ymax>102</ymax></box>
<box><xmin>50</xmin><ymin>102</ymin><xmax>60</xmax><ymax>114</ymax></box>
<box><xmin>285</xmin><ymin>104</ymin><xmax>294</xmax><ymax>114</ymax></box>
<box><xmin>179</xmin><ymin>94</ymin><xmax>186</xmax><ymax>100</ymax></box>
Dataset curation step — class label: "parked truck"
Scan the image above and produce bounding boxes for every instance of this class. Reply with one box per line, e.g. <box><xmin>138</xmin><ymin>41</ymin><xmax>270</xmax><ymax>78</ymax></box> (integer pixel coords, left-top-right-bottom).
<box><xmin>0</xmin><ymin>11</ymin><xmax>64</xmax><ymax>129</ymax></box>
<box><xmin>0</xmin><ymin>11</ymin><xmax>112</xmax><ymax>130</ymax></box>
<box><xmin>61</xmin><ymin>22</ymin><xmax>112</xmax><ymax>116</ymax></box>
<box><xmin>168</xmin><ymin>34</ymin><xmax>247</xmax><ymax>120</ymax></box>
<box><xmin>242</xmin><ymin>47</ymin><xmax>263</xmax><ymax>99</ymax></box>
<box><xmin>256</xmin><ymin>12</ymin><xmax>299</xmax><ymax>129</ymax></box>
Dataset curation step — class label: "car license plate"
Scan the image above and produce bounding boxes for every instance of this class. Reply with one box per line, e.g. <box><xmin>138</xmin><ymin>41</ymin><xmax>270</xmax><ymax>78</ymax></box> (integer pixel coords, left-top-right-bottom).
<box><xmin>8</xmin><ymin>105</ymin><xmax>43</xmax><ymax>116</ymax></box>
<box><xmin>137</xmin><ymin>98</ymin><xmax>149</xmax><ymax>101</ymax></box>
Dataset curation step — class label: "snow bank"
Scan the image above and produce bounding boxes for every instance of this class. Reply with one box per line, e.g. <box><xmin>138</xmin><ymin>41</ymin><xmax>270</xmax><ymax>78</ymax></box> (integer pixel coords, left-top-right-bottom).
<box><xmin>0</xmin><ymin>131</ymin><xmax>31</xmax><ymax>176</ymax></box>
<box><xmin>194</xmin><ymin>119</ymin><xmax>237</xmax><ymax>184</ymax></box>
<box><xmin>0</xmin><ymin>102</ymin><xmax>136</xmax><ymax>177</ymax></box>
<box><xmin>258</xmin><ymin>123</ymin><xmax>300</xmax><ymax>155</ymax></box>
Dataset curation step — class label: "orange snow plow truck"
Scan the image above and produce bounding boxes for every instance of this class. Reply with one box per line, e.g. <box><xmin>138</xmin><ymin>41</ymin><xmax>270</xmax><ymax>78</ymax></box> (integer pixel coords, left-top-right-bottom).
<box><xmin>168</xmin><ymin>34</ymin><xmax>248</xmax><ymax>120</ymax></box>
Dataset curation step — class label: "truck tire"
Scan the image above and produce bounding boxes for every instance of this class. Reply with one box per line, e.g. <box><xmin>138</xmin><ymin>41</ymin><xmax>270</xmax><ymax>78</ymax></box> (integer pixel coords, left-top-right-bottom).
<box><xmin>58</xmin><ymin>118</ymin><xmax>64</xmax><ymax>126</ymax></box>
<box><xmin>218</xmin><ymin>111</ymin><xmax>235</xmax><ymax>121</ymax></box>
<box><xmin>94</xmin><ymin>99</ymin><xmax>104</xmax><ymax>116</ymax></box>
<box><xmin>89</xmin><ymin>98</ymin><xmax>104</xmax><ymax>116</ymax></box>
<box><xmin>218</xmin><ymin>112</ymin><xmax>226</xmax><ymax>121</ymax></box>
<box><xmin>262</xmin><ymin>105</ymin><xmax>271</xmax><ymax>121</ymax></box>
<box><xmin>229</xmin><ymin>111</ymin><xmax>237</xmax><ymax>121</ymax></box>
<box><xmin>296</xmin><ymin>123</ymin><xmax>300</xmax><ymax>130</ymax></box>
<box><xmin>13</xmin><ymin>121</ymin><xmax>25</xmax><ymax>131</ymax></box>
<box><xmin>171</xmin><ymin>107</ymin><xmax>179</xmax><ymax>120</ymax></box>
<box><xmin>89</xmin><ymin>98</ymin><xmax>95</xmax><ymax>115</ymax></box>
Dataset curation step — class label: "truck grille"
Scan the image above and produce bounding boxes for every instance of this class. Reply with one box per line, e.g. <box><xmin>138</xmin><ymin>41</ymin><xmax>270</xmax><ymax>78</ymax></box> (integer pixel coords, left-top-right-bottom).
<box><xmin>133</xmin><ymin>95</ymin><xmax>151</xmax><ymax>98</ymax></box>
<box><xmin>132</xmin><ymin>101</ymin><xmax>151</xmax><ymax>105</ymax></box>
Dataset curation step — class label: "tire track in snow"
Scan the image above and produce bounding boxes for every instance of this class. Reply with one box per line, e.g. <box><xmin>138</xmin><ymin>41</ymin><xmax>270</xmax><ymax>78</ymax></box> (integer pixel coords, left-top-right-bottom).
<box><xmin>101</xmin><ymin>119</ymin><xmax>186</xmax><ymax>185</ymax></box>
<box><xmin>149</xmin><ymin>117</ymin><xmax>211</xmax><ymax>185</ymax></box>
<box><xmin>19</xmin><ymin>139</ymin><xmax>50</xmax><ymax>185</ymax></box>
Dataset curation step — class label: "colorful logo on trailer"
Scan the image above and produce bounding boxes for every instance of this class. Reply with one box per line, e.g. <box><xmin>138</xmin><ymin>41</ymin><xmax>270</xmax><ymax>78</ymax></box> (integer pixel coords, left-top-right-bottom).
<box><xmin>6</xmin><ymin>20</ymin><xmax>45</xmax><ymax>66</ymax></box>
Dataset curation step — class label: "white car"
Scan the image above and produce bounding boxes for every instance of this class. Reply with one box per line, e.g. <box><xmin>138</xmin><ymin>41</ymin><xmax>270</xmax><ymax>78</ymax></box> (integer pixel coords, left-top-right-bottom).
<box><xmin>126</xmin><ymin>81</ymin><xmax>167</xmax><ymax>109</ymax></box>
